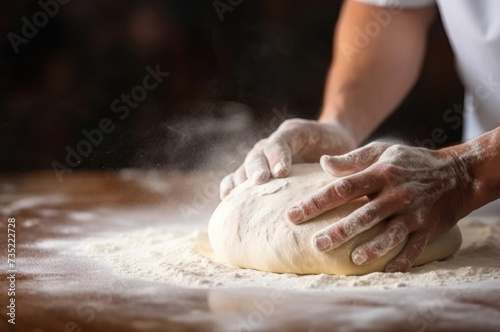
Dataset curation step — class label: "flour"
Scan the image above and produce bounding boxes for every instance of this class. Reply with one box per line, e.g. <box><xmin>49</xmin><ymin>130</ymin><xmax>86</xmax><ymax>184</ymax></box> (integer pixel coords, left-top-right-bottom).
<box><xmin>74</xmin><ymin>217</ymin><xmax>500</xmax><ymax>290</ymax></box>
<box><xmin>258</xmin><ymin>178</ymin><xmax>288</xmax><ymax>195</ymax></box>
<box><xmin>210</xmin><ymin>163</ymin><xmax>463</xmax><ymax>275</ymax></box>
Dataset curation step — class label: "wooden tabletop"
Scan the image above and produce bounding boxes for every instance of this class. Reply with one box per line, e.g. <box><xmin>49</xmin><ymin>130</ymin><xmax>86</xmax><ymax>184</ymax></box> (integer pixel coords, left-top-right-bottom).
<box><xmin>1</xmin><ymin>170</ymin><xmax>499</xmax><ymax>332</ymax></box>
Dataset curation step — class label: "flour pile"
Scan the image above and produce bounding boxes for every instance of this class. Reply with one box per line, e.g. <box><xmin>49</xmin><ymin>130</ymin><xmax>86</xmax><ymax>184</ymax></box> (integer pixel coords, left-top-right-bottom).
<box><xmin>74</xmin><ymin>218</ymin><xmax>500</xmax><ymax>290</ymax></box>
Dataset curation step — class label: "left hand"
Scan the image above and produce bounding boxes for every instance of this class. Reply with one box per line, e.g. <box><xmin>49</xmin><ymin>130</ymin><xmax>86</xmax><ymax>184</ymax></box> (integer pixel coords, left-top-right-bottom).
<box><xmin>287</xmin><ymin>142</ymin><xmax>474</xmax><ymax>272</ymax></box>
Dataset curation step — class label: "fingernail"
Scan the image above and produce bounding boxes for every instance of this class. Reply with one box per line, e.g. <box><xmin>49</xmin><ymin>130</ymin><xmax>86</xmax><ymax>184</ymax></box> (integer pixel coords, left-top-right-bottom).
<box><xmin>251</xmin><ymin>170</ymin><xmax>268</xmax><ymax>184</ymax></box>
<box><xmin>272</xmin><ymin>162</ymin><xmax>287</xmax><ymax>177</ymax></box>
<box><xmin>287</xmin><ymin>207</ymin><xmax>303</xmax><ymax>223</ymax></box>
<box><xmin>313</xmin><ymin>234</ymin><xmax>333</xmax><ymax>252</ymax></box>
<box><xmin>385</xmin><ymin>267</ymin><xmax>399</xmax><ymax>273</ymax></box>
<box><xmin>351</xmin><ymin>250</ymin><xmax>367</xmax><ymax>265</ymax></box>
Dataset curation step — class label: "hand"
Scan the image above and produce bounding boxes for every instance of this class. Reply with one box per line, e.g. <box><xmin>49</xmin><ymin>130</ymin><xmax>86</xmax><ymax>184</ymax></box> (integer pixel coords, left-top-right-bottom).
<box><xmin>287</xmin><ymin>142</ymin><xmax>474</xmax><ymax>272</ymax></box>
<box><xmin>219</xmin><ymin>118</ymin><xmax>356</xmax><ymax>199</ymax></box>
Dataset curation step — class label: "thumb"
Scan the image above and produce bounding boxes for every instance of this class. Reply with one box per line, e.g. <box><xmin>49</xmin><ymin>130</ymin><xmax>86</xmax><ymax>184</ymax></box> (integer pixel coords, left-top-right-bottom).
<box><xmin>320</xmin><ymin>142</ymin><xmax>391</xmax><ymax>177</ymax></box>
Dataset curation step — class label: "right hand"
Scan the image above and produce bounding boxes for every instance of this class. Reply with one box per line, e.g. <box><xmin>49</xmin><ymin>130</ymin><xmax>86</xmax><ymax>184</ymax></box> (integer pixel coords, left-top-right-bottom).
<box><xmin>219</xmin><ymin>118</ymin><xmax>356</xmax><ymax>199</ymax></box>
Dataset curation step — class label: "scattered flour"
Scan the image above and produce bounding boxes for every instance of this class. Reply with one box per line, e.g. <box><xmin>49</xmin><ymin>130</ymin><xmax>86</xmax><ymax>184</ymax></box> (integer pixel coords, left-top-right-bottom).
<box><xmin>74</xmin><ymin>218</ymin><xmax>500</xmax><ymax>290</ymax></box>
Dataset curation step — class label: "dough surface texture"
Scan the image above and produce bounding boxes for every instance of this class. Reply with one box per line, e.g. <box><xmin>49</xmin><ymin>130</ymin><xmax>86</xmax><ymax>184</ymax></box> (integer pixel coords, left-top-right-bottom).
<box><xmin>209</xmin><ymin>163</ymin><xmax>462</xmax><ymax>275</ymax></box>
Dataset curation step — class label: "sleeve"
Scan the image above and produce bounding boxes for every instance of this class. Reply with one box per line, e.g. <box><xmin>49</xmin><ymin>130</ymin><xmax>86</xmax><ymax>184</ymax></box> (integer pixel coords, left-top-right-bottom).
<box><xmin>353</xmin><ymin>0</ymin><xmax>435</xmax><ymax>8</ymax></box>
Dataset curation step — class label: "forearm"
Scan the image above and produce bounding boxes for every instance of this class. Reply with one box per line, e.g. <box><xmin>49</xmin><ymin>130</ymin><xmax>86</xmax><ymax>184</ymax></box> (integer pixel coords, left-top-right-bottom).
<box><xmin>319</xmin><ymin>0</ymin><xmax>436</xmax><ymax>146</ymax></box>
<box><xmin>447</xmin><ymin>127</ymin><xmax>500</xmax><ymax>215</ymax></box>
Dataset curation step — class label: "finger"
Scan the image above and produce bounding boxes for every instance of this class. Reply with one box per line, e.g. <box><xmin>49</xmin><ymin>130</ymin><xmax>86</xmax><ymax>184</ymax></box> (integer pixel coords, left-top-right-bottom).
<box><xmin>287</xmin><ymin>166</ymin><xmax>384</xmax><ymax>224</ymax></box>
<box><xmin>219</xmin><ymin>174</ymin><xmax>235</xmax><ymax>199</ymax></box>
<box><xmin>351</xmin><ymin>217</ymin><xmax>411</xmax><ymax>265</ymax></box>
<box><xmin>233</xmin><ymin>165</ymin><xmax>247</xmax><ymax>186</ymax></box>
<box><xmin>384</xmin><ymin>231</ymin><xmax>430</xmax><ymax>273</ymax></box>
<box><xmin>263</xmin><ymin>137</ymin><xmax>292</xmax><ymax>178</ymax></box>
<box><xmin>219</xmin><ymin>166</ymin><xmax>247</xmax><ymax>199</ymax></box>
<box><xmin>320</xmin><ymin>142</ymin><xmax>391</xmax><ymax>177</ymax></box>
<box><xmin>311</xmin><ymin>194</ymin><xmax>406</xmax><ymax>253</ymax></box>
<box><xmin>244</xmin><ymin>147</ymin><xmax>271</xmax><ymax>184</ymax></box>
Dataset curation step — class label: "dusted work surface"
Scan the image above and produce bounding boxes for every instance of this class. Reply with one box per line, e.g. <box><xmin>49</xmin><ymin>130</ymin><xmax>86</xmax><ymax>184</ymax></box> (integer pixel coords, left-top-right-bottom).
<box><xmin>0</xmin><ymin>170</ymin><xmax>499</xmax><ymax>332</ymax></box>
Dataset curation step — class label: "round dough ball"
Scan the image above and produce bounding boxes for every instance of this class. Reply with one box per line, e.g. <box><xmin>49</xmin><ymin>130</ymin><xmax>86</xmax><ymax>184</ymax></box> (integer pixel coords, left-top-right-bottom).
<box><xmin>209</xmin><ymin>163</ymin><xmax>462</xmax><ymax>275</ymax></box>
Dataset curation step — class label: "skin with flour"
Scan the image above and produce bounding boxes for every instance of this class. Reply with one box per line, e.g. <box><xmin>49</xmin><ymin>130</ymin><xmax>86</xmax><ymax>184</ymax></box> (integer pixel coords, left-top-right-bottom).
<box><xmin>220</xmin><ymin>1</ymin><xmax>500</xmax><ymax>272</ymax></box>
<box><xmin>289</xmin><ymin>143</ymin><xmax>477</xmax><ymax>270</ymax></box>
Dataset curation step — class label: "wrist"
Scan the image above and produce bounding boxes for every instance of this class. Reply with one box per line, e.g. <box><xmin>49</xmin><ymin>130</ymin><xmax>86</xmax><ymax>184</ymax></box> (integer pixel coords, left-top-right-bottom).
<box><xmin>440</xmin><ymin>143</ymin><xmax>477</xmax><ymax>218</ymax></box>
<box><xmin>318</xmin><ymin>109</ymin><xmax>361</xmax><ymax>147</ymax></box>
<box><xmin>317</xmin><ymin>115</ymin><xmax>357</xmax><ymax>151</ymax></box>
<box><xmin>442</xmin><ymin>130</ymin><xmax>500</xmax><ymax>216</ymax></box>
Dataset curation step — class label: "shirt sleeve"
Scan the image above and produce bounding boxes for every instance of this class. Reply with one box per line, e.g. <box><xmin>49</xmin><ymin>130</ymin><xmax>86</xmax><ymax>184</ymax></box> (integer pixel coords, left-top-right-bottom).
<box><xmin>353</xmin><ymin>0</ymin><xmax>435</xmax><ymax>8</ymax></box>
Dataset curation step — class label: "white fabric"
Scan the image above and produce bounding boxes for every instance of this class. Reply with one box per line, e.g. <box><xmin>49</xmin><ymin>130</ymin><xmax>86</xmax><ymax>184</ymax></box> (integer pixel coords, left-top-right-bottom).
<box><xmin>354</xmin><ymin>0</ymin><xmax>500</xmax><ymax>216</ymax></box>
<box><xmin>354</xmin><ymin>0</ymin><xmax>435</xmax><ymax>8</ymax></box>
<box><xmin>436</xmin><ymin>1</ymin><xmax>500</xmax><ymax>141</ymax></box>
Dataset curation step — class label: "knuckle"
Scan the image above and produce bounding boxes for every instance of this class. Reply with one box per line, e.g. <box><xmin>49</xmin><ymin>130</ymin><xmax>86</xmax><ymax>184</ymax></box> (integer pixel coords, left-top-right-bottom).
<box><xmin>336</xmin><ymin>151</ymin><xmax>359</xmax><ymax>166</ymax></box>
<box><xmin>385</xmin><ymin>144</ymin><xmax>405</xmax><ymax>154</ymax></box>
<box><xmin>253</xmin><ymin>138</ymin><xmax>268</xmax><ymax>149</ymax></box>
<box><xmin>342</xmin><ymin>152</ymin><xmax>355</xmax><ymax>161</ymax></box>
<box><xmin>368</xmin><ymin>141</ymin><xmax>391</xmax><ymax>153</ymax></box>
<box><xmin>334</xmin><ymin>179</ymin><xmax>352</xmax><ymax>198</ymax></box>
<box><xmin>357</xmin><ymin>204</ymin><xmax>379</xmax><ymax>225</ymax></box>
<box><xmin>366</xmin><ymin>142</ymin><xmax>380</xmax><ymax>148</ymax></box>
<box><xmin>279</xmin><ymin>118</ymin><xmax>302</xmax><ymax>130</ymax></box>
<box><xmin>309</xmin><ymin>196</ymin><xmax>322</xmax><ymax>212</ymax></box>
<box><xmin>367</xmin><ymin>141</ymin><xmax>385</xmax><ymax>148</ymax></box>
<box><xmin>301</xmin><ymin>196</ymin><xmax>322</xmax><ymax>216</ymax></box>
<box><xmin>398</xmin><ymin>187</ymin><xmax>414</xmax><ymax>205</ymax></box>
<box><xmin>267</xmin><ymin>136</ymin><xmax>288</xmax><ymax>154</ymax></box>
<box><xmin>332</xmin><ymin>222</ymin><xmax>349</xmax><ymax>240</ymax></box>
<box><xmin>379</xmin><ymin>144</ymin><xmax>403</xmax><ymax>161</ymax></box>
<box><xmin>376</xmin><ymin>163</ymin><xmax>402</xmax><ymax>182</ymax></box>
<box><xmin>389</xmin><ymin>223</ymin><xmax>408</xmax><ymax>244</ymax></box>
<box><xmin>244</xmin><ymin>150</ymin><xmax>264</xmax><ymax>167</ymax></box>
<box><xmin>323</xmin><ymin>184</ymin><xmax>338</xmax><ymax>201</ymax></box>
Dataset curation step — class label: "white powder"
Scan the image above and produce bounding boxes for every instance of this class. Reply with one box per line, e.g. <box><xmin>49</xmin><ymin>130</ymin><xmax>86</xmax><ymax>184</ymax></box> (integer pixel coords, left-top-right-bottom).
<box><xmin>74</xmin><ymin>218</ymin><xmax>500</xmax><ymax>290</ymax></box>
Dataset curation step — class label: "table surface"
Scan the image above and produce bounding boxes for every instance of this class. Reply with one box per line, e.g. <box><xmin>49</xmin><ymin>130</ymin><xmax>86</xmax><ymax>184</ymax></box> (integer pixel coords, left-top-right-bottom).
<box><xmin>1</xmin><ymin>170</ymin><xmax>499</xmax><ymax>332</ymax></box>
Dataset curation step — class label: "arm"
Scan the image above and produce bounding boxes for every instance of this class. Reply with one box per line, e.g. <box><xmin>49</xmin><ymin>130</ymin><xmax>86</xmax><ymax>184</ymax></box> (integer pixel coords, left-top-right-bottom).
<box><xmin>220</xmin><ymin>1</ymin><xmax>436</xmax><ymax>198</ymax></box>
<box><xmin>320</xmin><ymin>0</ymin><xmax>436</xmax><ymax>145</ymax></box>
<box><xmin>449</xmin><ymin>127</ymin><xmax>500</xmax><ymax>214</ymax></box>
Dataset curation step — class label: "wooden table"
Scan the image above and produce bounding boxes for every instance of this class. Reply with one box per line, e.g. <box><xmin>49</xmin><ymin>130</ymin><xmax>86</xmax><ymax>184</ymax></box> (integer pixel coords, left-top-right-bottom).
<box><xmin>1</xmin><ymin>170</ymin><xmax>499</xmax><ymax>332</ymax></box>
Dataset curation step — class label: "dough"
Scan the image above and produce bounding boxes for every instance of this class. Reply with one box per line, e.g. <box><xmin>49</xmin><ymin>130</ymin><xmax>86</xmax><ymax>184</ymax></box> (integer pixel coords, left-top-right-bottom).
<box><xmin>209</xmin><ymin>163</ymin><xmax>462</xmax><ymax>275</ymax></box>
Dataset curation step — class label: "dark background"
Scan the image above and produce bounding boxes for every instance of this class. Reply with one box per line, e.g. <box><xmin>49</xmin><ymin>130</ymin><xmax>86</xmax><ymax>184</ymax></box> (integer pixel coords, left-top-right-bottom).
<box><xmin>0</xmin><ymin>0</ymin><xmax>463</xmax><ymax>173</ymax></box>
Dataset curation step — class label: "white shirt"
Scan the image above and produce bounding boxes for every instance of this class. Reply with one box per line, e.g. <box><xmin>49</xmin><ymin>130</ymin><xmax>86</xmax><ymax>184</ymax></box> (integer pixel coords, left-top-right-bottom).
<box><xmin>355</xmin><ymin>0</ymin><xmax>500</xmax><ymax>216</ymax></box>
